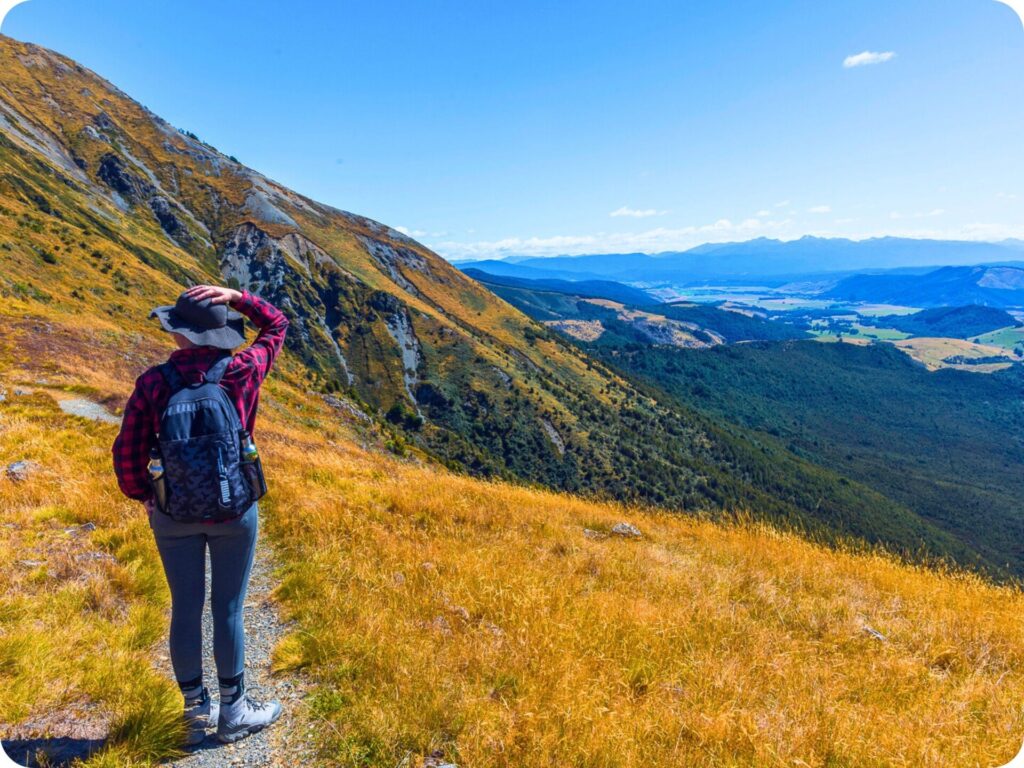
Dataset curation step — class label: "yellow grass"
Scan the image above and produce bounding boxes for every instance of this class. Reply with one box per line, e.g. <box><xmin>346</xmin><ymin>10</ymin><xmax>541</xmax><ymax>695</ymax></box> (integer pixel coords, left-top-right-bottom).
<box><xmin>262</xmin><ymin>424</ymin><xmax>1024</xmax><ymax>767</ymax></box>
<box><xmin>3</xmin><ymin>314</ymin><xmax>1024</xmax><ymax>767</ymax></box>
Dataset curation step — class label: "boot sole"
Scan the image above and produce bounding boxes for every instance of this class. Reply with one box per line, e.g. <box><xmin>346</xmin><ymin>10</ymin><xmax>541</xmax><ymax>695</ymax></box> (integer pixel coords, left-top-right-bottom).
<box><xmin>216</xmin><ymin>708</ymin><xmax>282</xmax><ymax>744</ymax></box>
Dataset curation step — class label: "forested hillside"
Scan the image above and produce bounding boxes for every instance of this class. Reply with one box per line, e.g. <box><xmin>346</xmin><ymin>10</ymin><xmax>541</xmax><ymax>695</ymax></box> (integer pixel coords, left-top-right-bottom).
<box><xmin>587</xmin><ymin>339</ymin><xmax>1024</xmax><ymax>576</ymax></box>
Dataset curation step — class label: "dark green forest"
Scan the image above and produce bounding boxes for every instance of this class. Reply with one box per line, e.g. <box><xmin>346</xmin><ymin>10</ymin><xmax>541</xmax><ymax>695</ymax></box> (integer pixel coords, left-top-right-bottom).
<box><xmin>588</xmin><ymin>338</ymin><xmax>1024</xmax><ymax>576</ymax></box>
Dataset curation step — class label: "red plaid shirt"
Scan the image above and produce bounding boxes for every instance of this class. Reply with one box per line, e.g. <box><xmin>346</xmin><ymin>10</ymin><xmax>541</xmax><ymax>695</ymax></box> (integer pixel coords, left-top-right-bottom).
<box><xmin>112</xmin><ymin>290</ymin><xmax>289</xmax><ymax>502</ymax></box>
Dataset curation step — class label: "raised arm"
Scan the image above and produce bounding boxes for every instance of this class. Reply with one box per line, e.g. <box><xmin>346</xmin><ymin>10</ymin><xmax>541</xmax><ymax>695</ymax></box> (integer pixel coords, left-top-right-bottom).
<box><xmin>185</xmin><ymin>285</ymin><xmax>290</xmax><ymax>385</ymax></box>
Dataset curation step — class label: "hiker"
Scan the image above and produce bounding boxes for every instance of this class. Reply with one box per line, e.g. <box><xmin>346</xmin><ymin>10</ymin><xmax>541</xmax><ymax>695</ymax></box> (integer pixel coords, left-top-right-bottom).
<box><xmin>112</xmin><ymin>284</ymin><xmax>289</xmax><ymax>746</ymax></box>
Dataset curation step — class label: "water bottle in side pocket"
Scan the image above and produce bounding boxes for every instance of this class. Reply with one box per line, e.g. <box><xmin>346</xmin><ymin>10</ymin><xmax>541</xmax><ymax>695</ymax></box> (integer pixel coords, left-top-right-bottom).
<box><xmin>148</xmin><ymin>446</ymin><xmax>168</xmax><ymax>513</ymax></box>
<box><xmin>240</xmin><ymin>430</ymin><xmax>268</xmax><ymax>501</ymax></box>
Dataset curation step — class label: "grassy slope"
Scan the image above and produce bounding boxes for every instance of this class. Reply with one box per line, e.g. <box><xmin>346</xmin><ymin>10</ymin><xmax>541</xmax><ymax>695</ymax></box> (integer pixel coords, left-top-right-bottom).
<box><xmin>2</xmin><ymin>324</ymin><xmax>1024</xmax><ymax>766</ymax></box>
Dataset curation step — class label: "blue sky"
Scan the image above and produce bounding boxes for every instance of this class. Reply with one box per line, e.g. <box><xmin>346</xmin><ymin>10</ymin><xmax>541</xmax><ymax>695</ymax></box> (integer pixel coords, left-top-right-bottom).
<box><xmin>3</xmin><ymin>0</ymin><xmax>1024</xmax><ymax>260</ymax></box>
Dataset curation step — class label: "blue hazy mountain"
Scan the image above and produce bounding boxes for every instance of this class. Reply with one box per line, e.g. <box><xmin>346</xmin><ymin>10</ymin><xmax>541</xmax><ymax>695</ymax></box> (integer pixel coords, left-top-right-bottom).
<box><xmin>458</xmin><ymin>237</ymin><xmax>1024</xmax><ymax>285</ymax></box>
<box><xmin>824</xmin><ymin>265</ymin><xmax>1024</xmax><ymax>308</ymax></box>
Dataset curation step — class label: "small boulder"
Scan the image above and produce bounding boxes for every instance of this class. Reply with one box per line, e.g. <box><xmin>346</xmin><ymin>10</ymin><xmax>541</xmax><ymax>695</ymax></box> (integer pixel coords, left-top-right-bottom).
<box><xmin>6</xmin><ymin>461</ymin><xmax>39</xmax><ymax>482</ymax></box>
<box><xmin>583</xmin><ymin>528</ymin><xmax>608</xmax><ymax>541</ymax></box>
<box><xmin>431</xmin><ymin>615</ymin><xmax>453</xmax><ymax>636</ymax></box>
<box><xmin>610</xmin><ymin>522</ymin><xmax>643</xmax><ymax>539</ymax></box>
<box><xmin>64</xmin><ymin>522</ymin><xmax>97</xmax><ymax>536</ymax></box>
<box><xmin>424</xmin><ymin>750</ymin><xmax>458</xmax><ymax>768</ymax></box>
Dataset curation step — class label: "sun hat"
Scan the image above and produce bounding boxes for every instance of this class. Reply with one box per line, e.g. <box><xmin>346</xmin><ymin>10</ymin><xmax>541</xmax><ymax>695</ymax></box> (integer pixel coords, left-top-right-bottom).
<box><xmin>150</xmin><ymin>291</ymin><xmax>246</xmax><ymax>349</ymax></box>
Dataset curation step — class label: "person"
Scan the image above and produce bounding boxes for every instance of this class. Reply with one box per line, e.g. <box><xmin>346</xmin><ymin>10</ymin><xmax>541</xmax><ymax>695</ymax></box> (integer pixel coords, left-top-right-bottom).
<box><xmin>112</xmin><ymin>284</ymin><xmax>289</xmax><ymax>745</ymax></box>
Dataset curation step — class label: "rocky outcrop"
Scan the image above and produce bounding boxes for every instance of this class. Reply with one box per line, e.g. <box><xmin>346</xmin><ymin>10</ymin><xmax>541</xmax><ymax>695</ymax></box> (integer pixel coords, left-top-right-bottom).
<box><xmin>220</xmin><ymin>223</ymin><xmax>355</xmax><ymax>385</ymax></box>
<box><xmin>95</xmin><ymin>153</ymin><xmax>196</xmax><ymax>245</ymax></box>
<box><xmin>358</xmin><ymin>235</ymin><xmax>437</xmax><ymax>297</ymax></box>
<box><xmin>368</xmin><ymin>291</ymin><xmax>423</xmax><ymax>405</ymax></box>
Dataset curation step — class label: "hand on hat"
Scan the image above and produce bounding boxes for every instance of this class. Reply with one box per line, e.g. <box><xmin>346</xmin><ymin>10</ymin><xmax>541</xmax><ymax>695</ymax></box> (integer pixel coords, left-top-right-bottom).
<box><xmin>184</xmin><ymin>285</ymin><xmax>243</xmax><ymax>307</ymax></box>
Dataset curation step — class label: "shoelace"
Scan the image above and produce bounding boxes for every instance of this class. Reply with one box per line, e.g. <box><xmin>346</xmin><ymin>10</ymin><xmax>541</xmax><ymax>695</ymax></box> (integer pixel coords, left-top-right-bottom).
<box><xmin>245</xmin><ymin>696</ymin><xmax>271</xmax><ymax>712</ymax></box>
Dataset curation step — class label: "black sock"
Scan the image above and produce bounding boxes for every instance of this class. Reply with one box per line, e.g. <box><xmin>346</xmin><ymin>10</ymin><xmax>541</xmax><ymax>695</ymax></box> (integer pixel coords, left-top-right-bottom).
<box><xmin>178</xmin><ymin>675</ymin><xmax>205</xmax><ymax>702</ymax></box>
<box><xmin>218</xmin><ymin>672</ymin><xmax>244</xmax><ymax>704</ymax></box>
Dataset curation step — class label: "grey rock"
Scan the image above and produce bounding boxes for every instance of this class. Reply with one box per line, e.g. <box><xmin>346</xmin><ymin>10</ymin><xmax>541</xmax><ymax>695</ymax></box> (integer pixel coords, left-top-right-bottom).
<box><xmin>6</xmin><ymin>460</ymin><xmax>39</xmax><ymax>482</ymax></box>
<box><xmin>610</xmin><ymin>522</ymin><xmax>643</xmax><ymax>539</ymax></box>
<box><xmin>863</xmin><ymin>625</ymin><xmax>887</xmax><ymax>642</ymax></box>
<box><xmin>64</xmin><ymin>521</ymin><xmax>97</xmax><ymax>536</ymax></box>
<box><xmin>583</xmin><ymin>528</ymin><xmax>607</xmax><ymax>541</ymax></box>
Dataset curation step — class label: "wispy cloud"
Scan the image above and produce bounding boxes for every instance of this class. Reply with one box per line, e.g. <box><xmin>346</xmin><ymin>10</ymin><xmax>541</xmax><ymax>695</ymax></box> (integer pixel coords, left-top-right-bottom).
<box><xmin>756</xmin><ymin>209</ymin><xmax>771</xmax><ymax>217</ymax></box>
<box><xmin>808</xmin><ymin>205</ymin><xmax>832</xmax><ymax>214</ymax></box>
<box><xmin>431</xmin><ymin>216</ymin><xmax>795</xmax><ymax>260</ymax></box>
<box><xmin>843</xmin><ymin>51</ymin><xmax>896</xmax><ymax>68</ymax></box>
<box><xmin>395</xmin><ymin>226</ymin><xmax>428</xmax><ymax>237</ymax></box>
<box><xmin>609</xmin><ymin>206</ymin><xmax>667</xmax><ymax>218</ymax></box>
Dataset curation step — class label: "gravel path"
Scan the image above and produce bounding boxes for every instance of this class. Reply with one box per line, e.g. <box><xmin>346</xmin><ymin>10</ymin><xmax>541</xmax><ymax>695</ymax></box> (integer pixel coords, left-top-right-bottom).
<box><xmin>156</xmin><ymin>524</ymin><xmax>316</xmax><ymax>767</ymax></box>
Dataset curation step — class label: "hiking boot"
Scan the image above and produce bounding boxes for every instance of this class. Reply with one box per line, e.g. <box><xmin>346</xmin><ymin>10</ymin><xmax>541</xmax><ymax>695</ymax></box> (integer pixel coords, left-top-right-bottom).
<box><xmin>183</xmin><ymin>687</ymin><xmax>219</xmax><ymax>746</ymax></box>
<box><xmin>216</xmin><ymin>675</ymin><xmax>282</xmax><ymax>744</ymax></box>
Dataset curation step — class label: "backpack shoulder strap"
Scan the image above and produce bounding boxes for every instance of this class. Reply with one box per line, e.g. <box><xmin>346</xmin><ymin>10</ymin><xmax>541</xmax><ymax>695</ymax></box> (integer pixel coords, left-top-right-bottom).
<box><xmin>158</xmin><ymin>362</ymin><xmax>186</xmax><ymax>394</ymax></box>
<box><xmin>204</xmin><ymin>353</ymin><xmax>234</xmax><ymax>385</ymax></box>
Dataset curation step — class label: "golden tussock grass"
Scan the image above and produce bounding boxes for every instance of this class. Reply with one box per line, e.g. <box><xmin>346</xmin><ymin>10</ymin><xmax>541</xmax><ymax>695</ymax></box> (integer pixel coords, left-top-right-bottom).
<box><xmin>0</xmin><ymin>388</ymin><xmax>186</xmax><ymax>765</ymax></box>
<box><xmin>2</xmin><ymin>315</ymin><xmax>1024</xmax><ymax>767</ymax></box>
<box><xmin>261</xmin><ymin>421</ymin><xmax>1024</xmax><ymax>768</ymax></box>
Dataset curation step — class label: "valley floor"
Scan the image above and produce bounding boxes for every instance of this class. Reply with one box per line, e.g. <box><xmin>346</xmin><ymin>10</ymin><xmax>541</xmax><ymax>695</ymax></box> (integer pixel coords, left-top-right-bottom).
<box><xmin>2</xmin><ymin>316</ymin><xmax>1024</xmax><ymax>767</ymax></box>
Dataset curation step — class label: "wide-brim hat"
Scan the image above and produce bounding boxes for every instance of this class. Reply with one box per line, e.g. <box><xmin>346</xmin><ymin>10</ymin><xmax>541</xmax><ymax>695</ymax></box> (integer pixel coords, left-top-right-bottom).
<box><xmin>150</xmin><ymin>291</ymin><xmax>246</xmax><ymax>349</ymax></box>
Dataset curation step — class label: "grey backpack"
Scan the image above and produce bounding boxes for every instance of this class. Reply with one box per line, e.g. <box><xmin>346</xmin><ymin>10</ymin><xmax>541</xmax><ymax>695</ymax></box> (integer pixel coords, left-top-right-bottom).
<box><xmin>155</xmin><ymin>354</ymin><xmax>253</xmax><ymax>522</ymax></box>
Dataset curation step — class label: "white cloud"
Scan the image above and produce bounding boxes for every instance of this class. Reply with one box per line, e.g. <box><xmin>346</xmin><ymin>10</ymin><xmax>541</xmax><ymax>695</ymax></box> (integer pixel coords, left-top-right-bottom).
<box><xmin>808</xmin><ymin>205</ymin><xmax>832</xmax><ymax>214</ymax></box>
<box><xmin>395</xmin><ymin>225</ymin><xmax>428</xmax><ymax>237</ymax></box>
<box><xmin>756</xmin><ymin>210</ymin><xmax>771</xmax><ymax>217</ymax></box>
<box><xmin>843</xmin><ymin>51</ymin><xmax>896</xmax><ymax>68</ymax></box>
<box><xmin>609</xmin><ymin>206</ymin><xmax>667</xmax><ymax>218</ymax></box>
<box><xmin>996</xmin><ymin>192</ymin><xmax>1019</xmax><ymax>200</ymax></box>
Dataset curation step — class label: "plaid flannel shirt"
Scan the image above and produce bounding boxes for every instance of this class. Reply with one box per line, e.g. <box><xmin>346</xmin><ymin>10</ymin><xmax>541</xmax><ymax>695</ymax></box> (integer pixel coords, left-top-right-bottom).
<box><xmin>112</xmin><ymin>290</ymin><xmax>289</xmax><ymax>502</ymax></box>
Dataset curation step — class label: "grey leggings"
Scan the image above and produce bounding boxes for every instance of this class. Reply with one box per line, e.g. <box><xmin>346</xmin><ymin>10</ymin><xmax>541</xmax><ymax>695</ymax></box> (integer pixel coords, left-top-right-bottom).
<box><xmin>148</xmin><ymin>503</ymin><xmax>258</xmax><ymax>684</ymax></box>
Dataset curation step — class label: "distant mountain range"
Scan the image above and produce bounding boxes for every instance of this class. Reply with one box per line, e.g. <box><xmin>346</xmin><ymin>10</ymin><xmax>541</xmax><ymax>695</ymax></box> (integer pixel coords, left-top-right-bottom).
<box><xmin>456</xmin><ymin>237</ymin><xmax>1024</xmax><ymax>285</ymax></box>
<box><xmin>825</xmin><ymin>265</ymin><xmax>1024</xmax><ymax>308</ymax></box>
